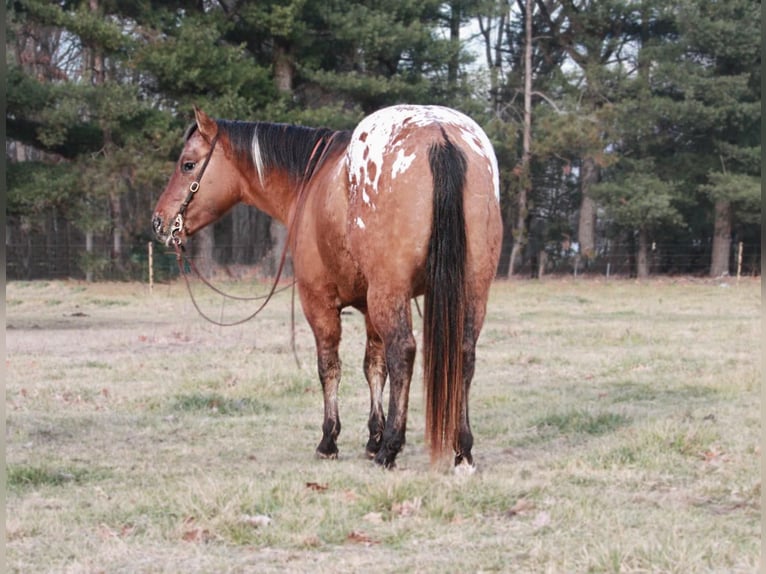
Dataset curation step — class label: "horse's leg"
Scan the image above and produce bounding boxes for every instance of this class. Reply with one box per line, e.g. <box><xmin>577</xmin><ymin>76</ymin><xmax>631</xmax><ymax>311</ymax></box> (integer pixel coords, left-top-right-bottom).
<box><xmin>455</xmin><ymin>312</ymin><xmax>478</xmax><ymax>471</ymax></box>
<box><xmin>454</xmin><ymin>290</ymin><xmax>492</xmax><ymax>472</ymax></box>
<box><xmin>302</xmin><ymin>297</ymin><xmax>343</xmax><ymax>459</ymax></box>
<box><xmin>367</xmin><ymin>295</ymin><xmax>416</xmax><ymax>469</ymax></box>
<box><xmin>363</xmin><ymin>312</ymin><xmax>387</xmax><ymax>458</ymax></box>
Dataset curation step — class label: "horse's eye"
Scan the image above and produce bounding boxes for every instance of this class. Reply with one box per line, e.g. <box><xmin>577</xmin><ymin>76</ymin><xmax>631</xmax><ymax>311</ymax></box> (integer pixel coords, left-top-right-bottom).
<box><xmin>182</xmin><ymin>161</ymin><xmax>196</xmax><ymax>173</ymax></box>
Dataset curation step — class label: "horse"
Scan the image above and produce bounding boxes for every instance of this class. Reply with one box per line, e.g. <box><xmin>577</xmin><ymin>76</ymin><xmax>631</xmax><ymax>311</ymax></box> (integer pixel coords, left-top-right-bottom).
<box><xmin>152</xmin><ymin>104</ymin><xmax>503</xmax><ymax>471</ymax></box>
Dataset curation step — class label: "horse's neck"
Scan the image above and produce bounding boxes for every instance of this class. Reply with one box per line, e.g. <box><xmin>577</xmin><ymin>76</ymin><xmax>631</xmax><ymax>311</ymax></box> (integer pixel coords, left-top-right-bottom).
<box><xmin>239</xmin><ymin>123</ymin><xmax>349</xmax><ymax>225</ymax></box>
<box><xmin>239</xmin><ymin>169</ymin><xmax>295</xmax><ymax>225</ymax></box>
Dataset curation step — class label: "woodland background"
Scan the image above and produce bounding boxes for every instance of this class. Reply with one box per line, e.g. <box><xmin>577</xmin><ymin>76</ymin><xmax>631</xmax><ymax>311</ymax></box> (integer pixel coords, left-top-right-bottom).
<box><xmin>6</xmin><ymin>0</ymin><xmax>761</xmax><ymax>281</ymax></box>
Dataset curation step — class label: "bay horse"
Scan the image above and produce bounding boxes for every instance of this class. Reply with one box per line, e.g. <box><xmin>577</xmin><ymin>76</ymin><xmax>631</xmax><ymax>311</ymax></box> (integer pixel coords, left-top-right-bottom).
<box><xmin>152</xmin><ymin>105</ymin><xmax>502</xmax><ymax>471</ymax></box>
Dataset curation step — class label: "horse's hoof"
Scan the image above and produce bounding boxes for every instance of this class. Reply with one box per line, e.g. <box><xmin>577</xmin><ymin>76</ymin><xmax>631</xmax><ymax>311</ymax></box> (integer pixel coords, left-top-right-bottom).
<box><xmin>373</xmin><ymin>452</ymin><xmax>397</xmax><ymax>470</ymax></box>
<box><xmin>315</xmin><ymin>448</ymin><xmax>338</xmax><ymax>460</ymax></box>
<box><xmin>454</xmin><ymin>459</ymin><xmax>476</xmax><ymax>476</ymax></box>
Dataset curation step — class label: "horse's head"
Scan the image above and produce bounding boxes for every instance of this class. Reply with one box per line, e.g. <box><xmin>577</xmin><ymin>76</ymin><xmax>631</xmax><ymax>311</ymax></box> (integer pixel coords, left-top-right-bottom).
<box><xmin>152</xmin><ymin>107</ymin><xmax>241</xmax><ymax>247</ymax></box>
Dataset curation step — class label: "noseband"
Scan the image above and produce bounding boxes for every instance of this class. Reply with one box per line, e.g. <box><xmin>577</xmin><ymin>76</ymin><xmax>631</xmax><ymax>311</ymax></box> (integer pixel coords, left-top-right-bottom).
<box><xmin>169</xmin><ymin>132</ymin><xmax>220</xmax><ymax>246</ymax></box>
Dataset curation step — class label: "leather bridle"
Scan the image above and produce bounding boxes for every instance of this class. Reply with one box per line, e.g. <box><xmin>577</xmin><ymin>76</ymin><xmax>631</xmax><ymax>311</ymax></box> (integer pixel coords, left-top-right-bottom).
<box><xmin>169</xmin><ymin>132</ymin><xmax>220</xmax><ymax>246</ymax></box>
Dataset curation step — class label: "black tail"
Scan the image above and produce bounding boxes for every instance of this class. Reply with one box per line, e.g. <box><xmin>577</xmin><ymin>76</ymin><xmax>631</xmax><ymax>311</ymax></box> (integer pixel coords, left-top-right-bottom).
<box><xmin>423</xmin><ymin>130</ymin><xmax>468</xmax><ymax>463</ymax></box>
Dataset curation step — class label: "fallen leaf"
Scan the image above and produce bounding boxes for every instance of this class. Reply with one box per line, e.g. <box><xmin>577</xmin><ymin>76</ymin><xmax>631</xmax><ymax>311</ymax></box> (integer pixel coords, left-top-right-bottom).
<box><xmin>182</xmin><ymin>528</ymin><xmax>212</xmax><ymax>543</ymax></box>
<box><xmin>392</xmin><ymin>497</ymin><xmax>421</xmax><ymax>517</ymax></box>
<box><xmin>342</xmin><ymin>490</ymin><xmax>359</xmax><ymax>502</ymax></box>
<box><xmin>346</xmin><ymin>530</ymin><xmax>378</xmax><ymax>545</ymax></box>
<box><xmin>506</xmin><ymin>498</ymin><xmax>536</xmax><ymax>517</ymax></box>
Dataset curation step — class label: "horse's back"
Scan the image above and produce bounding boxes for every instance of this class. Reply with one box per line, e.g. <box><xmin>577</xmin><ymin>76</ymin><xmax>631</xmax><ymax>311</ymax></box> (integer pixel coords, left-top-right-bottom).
<box><xmin>345</xmin><ymin>105</ymin><xmax>501</xmax><ymax>293</ymax></box>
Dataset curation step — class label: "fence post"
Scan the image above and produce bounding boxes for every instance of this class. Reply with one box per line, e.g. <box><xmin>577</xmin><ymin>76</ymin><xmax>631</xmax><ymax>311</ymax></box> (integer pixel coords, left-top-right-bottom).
<box><xmin>148</xmin><ymin>241</ymin><xmax>154</xmax><ymax>294</ymax></box>
<box><xmin>737</xmin><ymin>241</ymin><xmax>743</xmax><ymax>283</ymax></box>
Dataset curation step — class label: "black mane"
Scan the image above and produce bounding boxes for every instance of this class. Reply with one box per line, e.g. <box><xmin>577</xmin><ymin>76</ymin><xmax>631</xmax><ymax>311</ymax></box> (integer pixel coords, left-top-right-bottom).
<box><xmin>217</xmin><ymin>119</ymin><xmax>351</xmax><ymax>183</ymax></box>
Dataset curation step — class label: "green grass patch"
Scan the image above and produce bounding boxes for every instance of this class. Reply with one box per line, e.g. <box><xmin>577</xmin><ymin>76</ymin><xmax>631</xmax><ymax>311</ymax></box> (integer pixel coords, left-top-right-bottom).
<box><xmin>87</xmin><ymin>298</ymin><xmax>130</xmax><ymax>307</ymax></box>
<box><xmin>532</xmin><ymin>409</ymin><xmax>631</xmax><ymax>439</ymax></box>
<box><xmin>169</xmin><ymin>393</ymin><xmax>271</xmax><ymax>416</ymax></box>
<box><xmin>8</xmin><ymin>464</ymin><xmax>110</xmax><ymax>489</ymax></box>
<box><xmin>609</xmin><ymin>381</ymin><xmax>719</xmax><ymax>404</ymax></box>
<box><xmin>84</xmin><ymin>360</ymin><xmax>111</xmax><ymax>369</ymax></box>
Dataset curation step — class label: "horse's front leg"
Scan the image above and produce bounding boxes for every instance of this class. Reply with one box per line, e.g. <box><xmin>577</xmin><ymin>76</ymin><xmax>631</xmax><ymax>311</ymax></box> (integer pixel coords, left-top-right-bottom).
<box><xmin>363</xmin><ymin>312</ymin><xmax>387</xmax><ymax>458</ymax></box>
<box><xmin>302</xmin><ymin>297</ymin><xmax>343</xmax><ymax>459</ymax></box>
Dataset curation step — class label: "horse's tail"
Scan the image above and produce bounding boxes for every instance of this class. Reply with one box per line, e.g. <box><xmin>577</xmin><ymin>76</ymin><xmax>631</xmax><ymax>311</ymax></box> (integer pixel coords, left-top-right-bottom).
<box><xmin>423</xmin><ymin>130</ymin><xmax>468</xmax><ymax>464</ymax></box>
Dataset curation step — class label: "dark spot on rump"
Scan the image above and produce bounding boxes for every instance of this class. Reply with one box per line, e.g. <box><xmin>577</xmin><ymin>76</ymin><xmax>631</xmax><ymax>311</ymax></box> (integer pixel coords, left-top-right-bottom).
<box><xmin>359</xmin><ymin>132</ymin><xmax>368</xmax><ymax>142</ymax></box>
<box><xmin>366</xmin><ymin>160</ymin><xmax>377</xmax><ymax>183</ymax></box>
<box><xmin>363</xmin><ymin>147</ymin><xmax>369</xmax><ymax>160</ymax></box>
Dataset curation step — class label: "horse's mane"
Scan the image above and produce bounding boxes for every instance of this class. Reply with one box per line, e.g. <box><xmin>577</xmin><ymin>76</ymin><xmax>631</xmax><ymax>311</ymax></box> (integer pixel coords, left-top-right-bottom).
<box><xmin>211</xmin><ymin>120</ymin><xmax>351</xmax><ymax>184</ymax></box>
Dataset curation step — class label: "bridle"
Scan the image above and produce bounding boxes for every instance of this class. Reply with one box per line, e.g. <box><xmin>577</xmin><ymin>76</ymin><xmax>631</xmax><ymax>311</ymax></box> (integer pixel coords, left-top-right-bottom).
<box><xmin>169</xmin><ymin>132</ymin><xmax>220</xmax><ymax>247</ymax></box>
<box><xmin>165</xmin><ymin>129</ymin><xmax>299</xmax><ymax>365</ymax></box>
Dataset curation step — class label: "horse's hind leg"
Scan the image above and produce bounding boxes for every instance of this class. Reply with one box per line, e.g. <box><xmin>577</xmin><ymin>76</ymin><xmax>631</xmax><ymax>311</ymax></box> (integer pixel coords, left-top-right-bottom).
<box><xmin>363</xmin><ymin>312</ymin><xmax>387</xmax><ymax>458</ymax></box>
<box><xmin>454</xmin><ymin>291</ymin><xmax>492</xmax><ymax>472</ymax></box>
<box><xmin>367</xmin><ymin>295</ymin><xmax>416</xmax><ymax>469</ymax></box>
<box><xmin>455</xmin><ymin>313</ymin><xmax>478</xmax><ymax>470</ymax></box>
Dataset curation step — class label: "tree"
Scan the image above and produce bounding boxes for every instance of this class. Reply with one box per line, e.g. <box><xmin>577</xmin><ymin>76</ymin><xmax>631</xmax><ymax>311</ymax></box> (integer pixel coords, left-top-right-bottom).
<box><xmin>669</xmin><ymin>0</ymin><xmax>761</xmax><ymax>276</ymax></box>
<box><xmin>591</xmin><ymin>159</ymin><xmax>682</xmax><ymax>277</ymax></box>
<box><xmin>535</xmin><ymin>0</ymin><xmax>640</xmax><ymax>263</ymax></box>
<box><xmin>507</xmin><ymin>0</ymin><xmax>534</xmax><ymax>277</ymax></box>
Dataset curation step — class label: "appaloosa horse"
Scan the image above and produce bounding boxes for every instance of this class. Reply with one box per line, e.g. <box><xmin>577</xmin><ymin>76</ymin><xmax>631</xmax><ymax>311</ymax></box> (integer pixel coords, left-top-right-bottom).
<box><xmin>152</xmin><ymin>105</ymin><xmax>502</xmax><ymax>471</ymax></box>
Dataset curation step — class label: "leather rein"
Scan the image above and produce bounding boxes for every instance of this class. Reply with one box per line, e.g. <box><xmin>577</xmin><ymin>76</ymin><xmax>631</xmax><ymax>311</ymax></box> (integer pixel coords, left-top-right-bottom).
<box><xmin>168</xmin><ymin>132</ymin><xmax>295</xmax><ymax>332</ymax></box>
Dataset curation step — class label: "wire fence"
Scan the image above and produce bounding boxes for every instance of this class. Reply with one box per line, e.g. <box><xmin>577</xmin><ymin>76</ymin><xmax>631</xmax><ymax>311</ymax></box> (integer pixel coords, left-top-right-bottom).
<box><xmin>6</xmin><ymin>239</ymin><xmax>761</xmax><ymax>282</ymax></box>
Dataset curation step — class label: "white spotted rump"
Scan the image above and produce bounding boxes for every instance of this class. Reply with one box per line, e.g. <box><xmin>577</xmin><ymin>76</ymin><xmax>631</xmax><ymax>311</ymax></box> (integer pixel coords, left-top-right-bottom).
<box><xmin>346</xmin><ymin>105</ymin><xmax>500</xmax><ymax>203</ymax></box>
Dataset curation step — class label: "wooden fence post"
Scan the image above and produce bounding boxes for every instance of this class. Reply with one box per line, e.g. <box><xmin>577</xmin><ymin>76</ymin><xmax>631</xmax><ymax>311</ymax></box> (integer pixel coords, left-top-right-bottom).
<box><xmin>148</xmin><ymin>241</ymin><xmax>154</xmax><ymax>294</ymax></box>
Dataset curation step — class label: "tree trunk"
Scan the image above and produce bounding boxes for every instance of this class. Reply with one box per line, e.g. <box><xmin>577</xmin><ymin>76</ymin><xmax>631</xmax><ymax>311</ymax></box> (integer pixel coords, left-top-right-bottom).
<box><xmin>448</xmin><ymin>1</ymin><xmax>461</xmax><ymax>88</ymax></box>
<box><xmin>269</xmin><ymin>40</ymin><xmax>294</xmax><ymax>276</ymax></box>
<box><xmin>109</xmin><ymin>191</ymin><xmax>123</xmax><ymax>272</ymax></box>
<box><xmin>192</xmin><ymin>225</ymin><xmax>216</xmax><ymax>279</ymax></box>
<box><xmin>710</xmin><ymin>199</ymin><xmax>732</xmax><ymax>277</ymax></box>
<box><xmin>268</xmin><ymin>220</ymin><xmax>292</xmax><ymax>277</ymax></box>
<box><xmin>578</xmin><ymin>156</ymin><xmax>598</xmax><ymax>261</ymax></box>
<box><xmin>508</xmin><ymin>0</ymin><xmax>533</xmax><ymax>278</ymax></box>
<box><xmin>478</xmin><ymin>4</ymin><xmax>507</xmax><ymax>112</ymax></box>
<box><xmin>273</xmin><ymin>41</ymin><xmax>294</xmax><ymax>94</ymax></box>
<box><xmin>231</xmin><ymin>204</ymin><xmax>252</xmax><ymax>264</ymax></box>
<box><xmin>85</xmin><ymin>230</ymin><xmax>94</xmax><ymax>282</ymax></box>
<box><xmin>636</xmin><ymin>227</ymin><xmax>649</xmax><ymax>279</ymax></box>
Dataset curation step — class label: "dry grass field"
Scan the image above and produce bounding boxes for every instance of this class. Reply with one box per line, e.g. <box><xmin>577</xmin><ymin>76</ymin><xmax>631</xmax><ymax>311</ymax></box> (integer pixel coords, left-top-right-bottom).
<box><xmin>6</xmin><ymin>276</ymin><xmax>761</xmax><ymax>573</ymax></box>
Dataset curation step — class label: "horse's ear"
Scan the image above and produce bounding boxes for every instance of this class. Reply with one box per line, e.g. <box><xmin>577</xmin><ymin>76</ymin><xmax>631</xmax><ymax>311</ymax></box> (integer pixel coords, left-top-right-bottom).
<box><xmin>193</xmin><ymin>106</ymin><xmax>218</xmax><ymax>142</ymax></box>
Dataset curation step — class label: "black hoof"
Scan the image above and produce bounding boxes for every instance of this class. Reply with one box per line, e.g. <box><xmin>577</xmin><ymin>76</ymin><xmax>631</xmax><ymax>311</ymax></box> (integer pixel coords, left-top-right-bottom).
<box><xmin>373</xmin><ymin>450</ymin><xmax>397</xmax><ymax>469</ymax></box>
<box><xmin>315</xmin><ymin>441</ymin><xmax>338</xmax><ymax>460</ymax></box>
<box><xmin>365</xmin><ymin>437</ymin><xmax>382</xmax><ymax>458</ymax></box>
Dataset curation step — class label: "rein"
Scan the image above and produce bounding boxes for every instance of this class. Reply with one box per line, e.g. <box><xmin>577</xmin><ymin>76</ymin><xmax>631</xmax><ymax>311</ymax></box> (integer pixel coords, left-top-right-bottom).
<box><xmin>172</xmin><ymin>240</ymin><xmax>292</xmax><ymax>327</ymax></box>
<box><xmin>168</xmin><ymin>127</ymin><xmax>303</xmax><ymax>366</ymax></box>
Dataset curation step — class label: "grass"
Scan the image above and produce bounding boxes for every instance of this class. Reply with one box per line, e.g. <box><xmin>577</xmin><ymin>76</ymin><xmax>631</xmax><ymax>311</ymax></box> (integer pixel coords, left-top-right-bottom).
<box><xmin>5</xmin><ymin>277</ymin><xmax>761</xmax><ymax>573</ymax></box>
